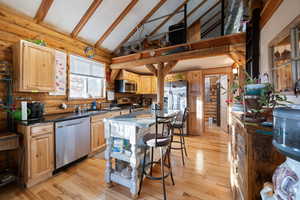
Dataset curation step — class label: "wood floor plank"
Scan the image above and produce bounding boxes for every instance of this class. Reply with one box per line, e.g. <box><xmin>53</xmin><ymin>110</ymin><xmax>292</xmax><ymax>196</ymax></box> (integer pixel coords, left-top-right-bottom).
<box><xmin>0</xmin><ymin>131</ymin><xmax>232</xmax><ymax>200</ymax></box>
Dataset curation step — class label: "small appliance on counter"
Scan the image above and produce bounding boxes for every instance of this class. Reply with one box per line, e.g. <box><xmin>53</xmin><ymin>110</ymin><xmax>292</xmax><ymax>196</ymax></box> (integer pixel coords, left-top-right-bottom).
<box><xmin>142</xmin><ymin>98</ymin><xmax>152</xmax><ymax>107</ymax></box>
<box><xmin>117</xmin><ymin>97</ymin><xmax>131</xmax><ymax>105</ymax></box>
<box><xmin>27</xmin><ymin>102</ymin><xmax>44</xmax><ymax>121</ymax></box>
<box><xmin>260</xmin><ymin>105</ymin><xmax>300</xmax><ymax>200</ymax></box>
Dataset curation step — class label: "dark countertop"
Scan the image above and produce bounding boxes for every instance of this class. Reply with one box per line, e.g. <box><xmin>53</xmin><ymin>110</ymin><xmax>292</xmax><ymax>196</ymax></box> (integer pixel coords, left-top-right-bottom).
<box><xmin>17</xmin><ymin>107</ymin><xmax>124</xmax><ymax>126</ymax></box>
<box><xmin>231</xmin><ymin>111</ymin><xmax>273</xmax><ymax>135</ymax></box>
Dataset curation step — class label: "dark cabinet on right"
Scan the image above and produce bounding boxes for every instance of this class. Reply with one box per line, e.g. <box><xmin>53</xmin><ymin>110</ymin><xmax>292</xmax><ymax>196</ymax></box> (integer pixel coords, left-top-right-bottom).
<box><xmin>230</xmin><ymin>114</ymin><xmax>285</xmax><ymax>200</ymax></box>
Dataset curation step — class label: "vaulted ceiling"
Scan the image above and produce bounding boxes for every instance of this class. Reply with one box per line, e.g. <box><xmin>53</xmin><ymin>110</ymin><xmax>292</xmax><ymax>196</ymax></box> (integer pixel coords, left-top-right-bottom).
<box><xmin>0</xmin><ymin>0</ymin><xmax>221</xmax><ymax>53</ymax></box>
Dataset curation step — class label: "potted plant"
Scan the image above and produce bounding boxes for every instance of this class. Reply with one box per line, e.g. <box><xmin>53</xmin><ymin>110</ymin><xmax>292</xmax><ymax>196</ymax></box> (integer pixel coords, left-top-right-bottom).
<box><xmin>252</xmin><ymin>83</ymin><xmax>293</xmax><ymax>122</ymax></box>
<box><xmin>227</xmin><ymin>71</ymin><xmax>292</xmax><ymax>122</ymax></box>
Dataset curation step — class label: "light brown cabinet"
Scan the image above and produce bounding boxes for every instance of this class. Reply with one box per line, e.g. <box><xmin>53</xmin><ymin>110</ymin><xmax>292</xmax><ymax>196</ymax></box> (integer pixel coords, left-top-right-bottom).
<box><xmin>18</xmin><ymin>123</ymin><xmax>54</xmax><ymax>187</ymax></box>
<box><xmin>30</xmin><ymin>133</ymin><xmax>53</xmax><ymax>180</ymax></box>
<box><xmin>137</xmin><ymin>75</ymin><xmax>157</xmax><ymax>94</ymax></box>
<box><xmin>118</xmin><ymin>70</ymin><xmax>157</xmax><ymax>94</ymax></box>
<box><xmin>187</xmin><ymin>71</ymin><xmax>204</xmax><ymax>135</ymax></box>
<box><xmin>91</xmin><ymin>116</ymin><xmax>106</xmax><ymax>152</ymax></box>
<box><xmin>151</xmin><ymin>76</ymin><xmax>157</xmax><ymax>94</ymax></box>
<box><xmin>13</xmin><ymin>40</ymin><xmax>56</xmax><ymax>92</ymax></box>
<box><xmin>90</xmin><ymin>111</ymin><xmax>121</xmax><ymax>153</ymax></box>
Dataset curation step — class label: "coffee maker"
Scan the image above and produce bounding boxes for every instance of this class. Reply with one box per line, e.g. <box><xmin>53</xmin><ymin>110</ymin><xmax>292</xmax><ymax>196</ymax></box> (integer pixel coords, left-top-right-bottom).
<box><xmin>27</xmin><ymin>102</ymin><xmax>44</xmax><ymax>120</ymax></box>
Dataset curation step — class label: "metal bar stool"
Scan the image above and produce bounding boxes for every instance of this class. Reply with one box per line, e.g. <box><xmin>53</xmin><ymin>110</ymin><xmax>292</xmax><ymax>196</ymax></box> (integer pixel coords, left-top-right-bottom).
<box><xmin>170</xmin><ymin>107</ymin><xmax>190</xmax><ymax>165</ymax></box>
<box><xmin>138</xmin><ymin>113</ymin><xmax>175</xmax><ymax>200</ymax></box>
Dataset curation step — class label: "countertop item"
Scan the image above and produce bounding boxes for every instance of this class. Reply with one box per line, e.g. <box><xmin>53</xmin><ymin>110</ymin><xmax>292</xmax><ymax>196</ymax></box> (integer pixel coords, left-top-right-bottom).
<box><xmin>17</xmin><ymin>107</ymin><xmax>123</xmax><ymax>126</ymax></box>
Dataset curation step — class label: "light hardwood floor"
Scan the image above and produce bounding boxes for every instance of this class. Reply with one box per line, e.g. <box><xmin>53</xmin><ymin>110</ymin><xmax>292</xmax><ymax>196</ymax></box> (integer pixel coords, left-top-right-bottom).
<box><xmin>0</xmin><ymin>131</ymin><xmax>232</xmax><ymax>200</ymax></box>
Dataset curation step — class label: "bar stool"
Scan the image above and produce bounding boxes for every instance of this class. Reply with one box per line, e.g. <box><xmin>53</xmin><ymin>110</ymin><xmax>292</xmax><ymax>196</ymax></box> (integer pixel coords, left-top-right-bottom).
<box><xmin>138</xmin><ymin>114</ymin><xmax>175</xmax><ymax>200</ymax></box>
<box><xmin>170</xmin><ymin>107</ymin><xmax>190</xmax><ymax>165</ymax></box>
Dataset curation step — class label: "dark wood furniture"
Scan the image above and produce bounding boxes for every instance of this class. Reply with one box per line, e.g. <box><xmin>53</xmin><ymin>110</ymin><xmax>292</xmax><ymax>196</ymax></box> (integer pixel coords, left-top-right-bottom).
<box><xmin>230</xmin><ymin>113</ymin><xmax>285</xmax><ymax>200</ymax></box>
<box><xmin>139</xmin><ymin>114</ymin><xmax>175</xmax><ymax>200</ymax></box>
<box><xmin>170</xmin><ymin>107</ymin><xmax>189</xmax><ymax>165</ymax></box>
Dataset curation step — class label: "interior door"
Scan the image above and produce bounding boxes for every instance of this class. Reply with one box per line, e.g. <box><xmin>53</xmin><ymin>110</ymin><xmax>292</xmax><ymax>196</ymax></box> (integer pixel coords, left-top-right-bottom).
<box><xmin>220</xmin><ymin>75</ymin><xmax>228</xmax><ymax>132</ymax></box>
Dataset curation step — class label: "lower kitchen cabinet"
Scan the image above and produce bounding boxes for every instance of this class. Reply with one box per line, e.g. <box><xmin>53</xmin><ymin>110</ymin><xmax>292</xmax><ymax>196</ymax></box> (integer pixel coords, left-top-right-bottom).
<box><xmin>30</xmin><ymin>133</ymin><xmax>53</xmax><ymax>180</ymax></box>
<box><xmin>91</xmin><ymin>117</ymin><xmax>105</xmax><ymax>152</ymax></box>
<box><xmin>17</xmin><ymin>123</ymin><xmax>54</xmax><ymax>187</ymax></box>
<box><xmin>90</xmin><ymin>112</ymin><xmax>120</xmax><ymax>153</ymax></box>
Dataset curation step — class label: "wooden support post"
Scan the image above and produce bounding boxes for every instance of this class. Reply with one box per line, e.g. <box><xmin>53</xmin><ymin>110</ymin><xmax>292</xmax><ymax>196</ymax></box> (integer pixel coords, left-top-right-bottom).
<box><xmin>157</xmin><ymin>62</ymin><xmax>165</xmax><ymax>109</ymax></box>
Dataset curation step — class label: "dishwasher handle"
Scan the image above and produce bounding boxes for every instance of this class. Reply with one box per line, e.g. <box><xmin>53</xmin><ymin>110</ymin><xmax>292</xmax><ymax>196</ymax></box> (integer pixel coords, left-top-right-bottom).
<box><xmin>56</xmin><ymin>121</ymin><xmax>85</xmax><ymax>128</ymax></box>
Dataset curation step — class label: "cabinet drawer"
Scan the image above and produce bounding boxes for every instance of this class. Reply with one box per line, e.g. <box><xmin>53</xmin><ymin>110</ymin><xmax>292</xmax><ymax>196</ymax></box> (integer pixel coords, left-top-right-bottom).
<box><xmin>31</xmin><ymin>124</ymin><xmax>53</xmax><ymax>136</ymax></box>
<box><xmin>91</xmin><ymin>114</ymin><xmax>106</xmax><ymax>123</ymax></box>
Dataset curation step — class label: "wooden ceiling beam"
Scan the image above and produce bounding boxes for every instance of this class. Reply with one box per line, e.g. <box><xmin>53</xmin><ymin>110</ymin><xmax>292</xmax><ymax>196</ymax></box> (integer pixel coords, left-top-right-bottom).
<box><xmin>95</xmin><ymin>0</ymin><xmax>138</xmax><ymax>47</ymax></box>
<box><xmin>189</xmin><ymin>0</ymin><xmax>221</xmax><ymax>28</ymax></box>
<box><xmin>112</xmin><ymin>32</ymin><xmax>245</xmax><ymax>65</ymax></box>
<box><xmin>71</xmin><ymin>0</ymin><xmax>103</xmax><ymax>38</ymax></box>
<box><xmin>149</xmin><ymin>0</ymin><xmax>190</xmax><ymax>37</ymax></box>
<box><xmin>34</xmin><ymin>0</ymin><xmax>54</xmax><ymax>23</ymax></box>
<box><xmin>111</xmin><ymin>45</ymin><xmax>230</xmax><ymax>69</ymax></box>
<box><xmin>179</xmin><ymin>0</ymin><xmax>208</xmax><ymax>23</ymax></box>
<box><xmin>145</xmin><ymin>64</ymin><xmax>158</xmax><ymax>76</ymax></box>
<box><xmin>260</xmin><ymin>0</ymin><xmax>283</xmax><ymax>29</ymax></box>
<box><xmin>114</xmin><ymin>0</ymin><xmax>167</xmax><ymax>52</ymax></box>
<box><xmin>163</xmin><ymin>60</ymin><xmax>178</xmax><ymax>75</ymax></box>
<box><xmin>0</xmin><ymin>3</ymin><xmax>111</xmax><ymax>62</ymax></box>
<box><xmin>110</xmin><ymin>69</ymin><xmax>121</xmax><ymax>81</ymax></box>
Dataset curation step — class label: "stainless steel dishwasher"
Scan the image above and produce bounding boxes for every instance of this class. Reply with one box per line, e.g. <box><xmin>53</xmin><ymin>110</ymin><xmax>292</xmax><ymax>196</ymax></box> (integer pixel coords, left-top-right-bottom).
<box><xmin>55</xmin><ymin>117</ymin><xmax>90</xmax><ymax>169</ymax></box>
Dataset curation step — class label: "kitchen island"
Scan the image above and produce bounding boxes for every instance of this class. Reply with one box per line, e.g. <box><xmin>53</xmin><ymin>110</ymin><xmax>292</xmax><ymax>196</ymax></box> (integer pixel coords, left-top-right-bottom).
<box><xmin>104</xmin><ymin>109</ymin><xmax>178</xmax><ymax>198</ymax></box>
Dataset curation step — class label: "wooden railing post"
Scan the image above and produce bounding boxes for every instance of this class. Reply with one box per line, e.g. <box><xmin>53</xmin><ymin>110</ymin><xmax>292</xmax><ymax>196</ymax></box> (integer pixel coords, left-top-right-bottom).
<box><xmin>157</xmin><ymin>62</ymin><xmax>165</xmax><ymax>109</ymax></box>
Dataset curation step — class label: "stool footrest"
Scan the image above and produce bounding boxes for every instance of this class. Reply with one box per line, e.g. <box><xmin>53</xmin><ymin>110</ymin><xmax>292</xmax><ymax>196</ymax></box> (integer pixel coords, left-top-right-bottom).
<box><xmin>143</xmin><ymin>161</ymin><xmax>171</xmax><ymax>181</ymax></box>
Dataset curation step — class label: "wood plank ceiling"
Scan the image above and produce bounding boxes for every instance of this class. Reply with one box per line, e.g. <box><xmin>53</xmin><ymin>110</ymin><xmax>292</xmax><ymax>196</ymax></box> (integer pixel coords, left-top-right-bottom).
<box><xmin>0</xmin><ymin>0</ymin><xmax>222</xmax><ymax>53</ymax></box>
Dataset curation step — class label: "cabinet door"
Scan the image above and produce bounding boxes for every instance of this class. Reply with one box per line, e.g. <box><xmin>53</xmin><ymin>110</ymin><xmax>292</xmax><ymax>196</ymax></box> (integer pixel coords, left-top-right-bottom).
<box><xmin>140</xmin><ymin>76</ymin><xmax>152</xmax><ymax>94</ymax></box>
<box><xmin>151</xmin><ymin>76</ymin><xmax>157</xmax><ymax>94</ymax></box>
<box><xmin>91</xmin><ymin>121</ymin><xmax>105</xmax><ymax>152</ymax></box>
<box><xmin>30</xmin><ymin>134</ymin><xmax>54</xmax><ymax>179</ymax></box>
<box><xmin>23</xmin><ymin>42</ymin><xmax>55</xmax><ymax>91</ymax></box>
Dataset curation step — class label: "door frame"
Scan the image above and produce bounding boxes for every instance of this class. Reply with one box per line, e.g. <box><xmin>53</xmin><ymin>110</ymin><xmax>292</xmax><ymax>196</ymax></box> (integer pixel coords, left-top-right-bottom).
<box><xmin>202</xmin><ymin>66</ymin><xmax>232</xmax><ymax>132</ymax></box>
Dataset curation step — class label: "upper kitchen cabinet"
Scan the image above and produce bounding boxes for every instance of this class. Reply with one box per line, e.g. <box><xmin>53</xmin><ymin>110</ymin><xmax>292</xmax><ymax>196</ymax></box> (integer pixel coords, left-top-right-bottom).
<box><xmin>13</xmin><ymin>40</ymin><xmax>56</xmax><ymax>92</ymax></box>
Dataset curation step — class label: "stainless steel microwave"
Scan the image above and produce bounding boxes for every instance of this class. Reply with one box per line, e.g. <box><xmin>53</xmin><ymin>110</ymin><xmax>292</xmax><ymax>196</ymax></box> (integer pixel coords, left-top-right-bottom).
<box><xmin>115</xmin><ymin>80</ymin><xmax>137</xmax><ymax>93</ymax></box>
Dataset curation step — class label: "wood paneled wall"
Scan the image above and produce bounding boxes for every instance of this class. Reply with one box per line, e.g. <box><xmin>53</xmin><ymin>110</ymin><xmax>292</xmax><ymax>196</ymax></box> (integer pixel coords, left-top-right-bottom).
<box><xmin>204</xmin><ymin>76</ymin><xmax>218</xmax><ymax>123</ymax></box>
<box><xmin>0</xmin><ymin>5</ymin><xmax>112</xmax><ymax>132</ymax></box>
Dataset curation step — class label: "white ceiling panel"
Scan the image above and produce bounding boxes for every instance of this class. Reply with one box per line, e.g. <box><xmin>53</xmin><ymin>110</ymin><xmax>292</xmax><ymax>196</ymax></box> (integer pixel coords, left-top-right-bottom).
<box><xmin>78</xmin><ymin>0</ymin><xmax>131</xmax><ymax>44</ymax></box>
<box><xmin>188</xmin><ymin>0</ymin><xmax>218</xmax><ymax>27</ymax></box>
<box><xmin>44</xmin><ymin>0</ymin><xmax>93</xmax><ymax>34</ymax></box>
<box><xmin>0</xmin><ymin>0</ymin><xmax>42</xmax><ymax>17</ymax></box>
<box><xmin>101</xmin><ymin>0</ymin><xmax>160</xmax><ymax>51</ymax></box>
<box><xmin>128</xmin><ymin>0</ymin><xmax>183</xmax><ymax>43</ymax></box>
<box><xmin>155</xmin><ymin>9</ymin><xmax>184</xmax><ymax>36</ymax></box>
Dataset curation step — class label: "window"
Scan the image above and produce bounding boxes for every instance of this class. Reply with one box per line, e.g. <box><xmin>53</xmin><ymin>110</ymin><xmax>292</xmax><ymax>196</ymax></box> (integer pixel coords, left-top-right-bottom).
<box><xmin>69</xmin><ymin>55</ymin><xmax>105</xmax><ymax>99</ymax></box>
<box><xmin>272</xmin><ymin>25</ymin><xmax>300</xmax><ymax>92</ymax></box>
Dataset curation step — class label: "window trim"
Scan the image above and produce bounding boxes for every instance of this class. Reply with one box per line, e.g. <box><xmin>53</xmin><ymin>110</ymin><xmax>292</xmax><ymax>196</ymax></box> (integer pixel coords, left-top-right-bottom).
<box><xmin>270</xmin><ymin>19</ymin><xmax>300</xmax><ymax>94</ymax></box>
<box><xmin>68</xmin><ymin>54</ymin><xmax>106</xmax><ymax>100</ymax></box>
